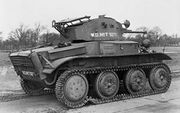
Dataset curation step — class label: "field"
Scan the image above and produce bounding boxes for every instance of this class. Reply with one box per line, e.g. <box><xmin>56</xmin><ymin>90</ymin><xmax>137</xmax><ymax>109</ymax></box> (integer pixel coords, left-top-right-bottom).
<box><xmin>152</xmin><ymin>46</ymin><xmax>180</xmax><ymax>53</ymax></box>
<box><xmin>0</xmin><ymin>52</ymin><xmax>11</xmax><ymax>66</ymax></box>
<box><xmin>0</xmin><ymin>52</ymin><xmax>21</xmax><ymax>91</ymax></box>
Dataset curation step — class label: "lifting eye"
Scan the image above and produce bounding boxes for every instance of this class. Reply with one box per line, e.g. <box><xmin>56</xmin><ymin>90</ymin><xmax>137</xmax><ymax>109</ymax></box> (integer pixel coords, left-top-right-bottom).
<box><xmin>110</xmin><ymin>24</ymin><xmax>114</xmax><ymax>28</ymax></box>
<box><xmin>101</xmin><ymin>22</ymin><xmax>107</xmax><ymax>28</ymax></box>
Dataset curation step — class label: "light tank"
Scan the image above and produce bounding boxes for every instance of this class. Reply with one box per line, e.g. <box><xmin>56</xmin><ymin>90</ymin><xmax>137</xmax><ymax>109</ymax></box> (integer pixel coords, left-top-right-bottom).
<box><xmin>9</xmin><ymin>15</ymin><xmax>172</xmax><ymax>108</ymax></box>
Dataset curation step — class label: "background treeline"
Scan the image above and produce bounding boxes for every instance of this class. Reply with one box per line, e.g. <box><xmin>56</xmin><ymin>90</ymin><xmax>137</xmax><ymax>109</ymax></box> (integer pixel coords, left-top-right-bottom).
<box><xmin>0</xmin><ymin>24</ymin><xmax>62</xmax><ymax>50</ymax></box>
<box><xmin>0</xmin><ymin>25</ymin><xmax>180</xmax><ymax>50</ymax></box>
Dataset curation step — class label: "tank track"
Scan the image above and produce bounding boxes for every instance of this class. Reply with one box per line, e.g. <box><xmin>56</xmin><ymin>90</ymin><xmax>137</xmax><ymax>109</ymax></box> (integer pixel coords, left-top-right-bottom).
<box><xmin>61</xmin><ymin>62</ymin><xmax>171</xmax><ymax>108</ymax></box>
<box><xmin>30</xmin><ymin>88</ymin><xmax>54</xmax><ymax>96</ymax></box>
<box><xmin>20</xmin><ymin>79</ymin><xmax>54</xmax><ymax>96</ymax></box>
<box><xmin>20</xmin><ymin>74</ymin><xmax>55</xmax><ymax>96</ymax></box>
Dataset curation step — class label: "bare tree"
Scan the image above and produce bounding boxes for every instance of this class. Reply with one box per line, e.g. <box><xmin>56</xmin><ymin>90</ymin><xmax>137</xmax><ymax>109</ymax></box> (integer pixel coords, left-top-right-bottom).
<box><xmin>8</xmin><ymin>23</ymin><xmax>45</xmax><ymax>49</ymax></box>
<box><xmin>0</xmin><ymin>32</ymin><xmax>2</xmax><ymax>49</ymax></box>
<box><xmin>39</xmin><ymin>32</ymin><xmax>60</xmax><ymax>45</ymax></box>
<box><xmin>32</xmin><ymin>23</ymin><xmax>44</xmax><ymax>44</ymax></box>
<box><xmin>150</xmin><ymin>26</ymin><xmax>162</xmax><ymax>37</ymax></box>
<box><xmin>148</xmin><ymin>26</ymin><xmax>162</xmax><ymax>46</ymax></box>
<box><xmin>8</xmin><ymin>24</ymin><xmax>28</xmax><ymax>49</ymax></box>
<box><xmin>0</xmin><ymin>32</ymin><xmax>3</xmax><ymax>41</ymax></box>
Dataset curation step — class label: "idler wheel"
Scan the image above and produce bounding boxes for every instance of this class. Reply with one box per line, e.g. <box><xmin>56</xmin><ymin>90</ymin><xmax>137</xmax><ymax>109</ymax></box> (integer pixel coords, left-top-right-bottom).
<box><xmin>55</xmin><ymin>72</ymin><xmax>89</xmax><ymax>108</ymax></box>
<box><xmin>149</xmin><ymin>64</ymin><xmax>171</xmax><ymax>91</ymax></box>
<box><xmin>124</xmin><ymin>68</ymin><xmax>146</xmax><ymax>94</ymax></box>
<box><xmin>95</xmin><ymin>71</ymin><xmax>119</xmax><ymax>99</ymax></box>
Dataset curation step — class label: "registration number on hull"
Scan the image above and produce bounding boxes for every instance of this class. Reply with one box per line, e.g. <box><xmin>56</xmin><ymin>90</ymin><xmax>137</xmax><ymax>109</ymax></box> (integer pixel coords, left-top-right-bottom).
<box><xmin>22</xmin><ymin>71</ymin><xmax>35</xmax><ymax>76</ymax></box>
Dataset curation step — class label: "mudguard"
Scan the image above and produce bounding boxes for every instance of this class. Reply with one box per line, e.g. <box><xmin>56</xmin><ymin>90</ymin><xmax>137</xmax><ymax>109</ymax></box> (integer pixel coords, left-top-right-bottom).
<box><xmin>42</xmin><ymin>52</ymin><xmax>171</xmax><ymax>75</ymax></box>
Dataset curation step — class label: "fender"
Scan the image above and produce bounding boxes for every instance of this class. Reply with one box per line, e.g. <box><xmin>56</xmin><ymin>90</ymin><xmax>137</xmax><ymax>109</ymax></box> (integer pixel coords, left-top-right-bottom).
<box><xmin>42</xmin><ymin>52</ymin><xmax>171</xmax><ymax>75</ymax></box>
<box><xmin>42</xmin><ymin>52</ymin><xmax>171</xmax><ymax>85</ymax></box>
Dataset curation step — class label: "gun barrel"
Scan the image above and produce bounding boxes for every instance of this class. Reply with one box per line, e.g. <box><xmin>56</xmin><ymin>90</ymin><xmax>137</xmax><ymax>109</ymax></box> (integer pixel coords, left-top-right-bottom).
<box><xmin>123</xmin><ymin>30</ymin><xmax>147</xmax><ymax>34</ymax></box>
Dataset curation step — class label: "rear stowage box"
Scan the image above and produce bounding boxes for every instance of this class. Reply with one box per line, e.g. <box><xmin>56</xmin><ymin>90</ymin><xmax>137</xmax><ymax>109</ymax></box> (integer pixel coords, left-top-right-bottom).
<box><xmin>100</xmin><ymin>41</ymin><xmax>139</xmax><ymax>55</ymax></box>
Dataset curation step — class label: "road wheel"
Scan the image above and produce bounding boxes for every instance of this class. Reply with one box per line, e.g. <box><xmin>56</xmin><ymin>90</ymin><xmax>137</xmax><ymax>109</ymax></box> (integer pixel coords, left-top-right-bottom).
<box><xmin>124</xmin><ymin>68</ymin><xmax>146</xmax><ymax>94</ymax></box>
<box><xmin>149</xmin><ymin>64</ymin><xmax>171</xmax><ymax>91</ymax></box>
<box><xmin>20</xmin><ymin>79</ymin><xmax>44</xmax><ymax>96</ymax></box>
<box><xmin>55</xmin><ymin>71</ymin><xmax>89</xmax><ymax>108</ymax></box>
<box><xmin>95</xmin><ymin>71</ymin><xmax>119</xmax><ymax>99</ymax></box>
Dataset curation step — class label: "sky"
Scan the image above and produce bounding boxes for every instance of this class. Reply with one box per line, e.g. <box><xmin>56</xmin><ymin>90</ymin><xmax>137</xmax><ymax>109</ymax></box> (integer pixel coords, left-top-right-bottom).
<box><xmin>0</xmin><ymin>0</ymin><xmax>180</xmax><ymax>39</ymax></box>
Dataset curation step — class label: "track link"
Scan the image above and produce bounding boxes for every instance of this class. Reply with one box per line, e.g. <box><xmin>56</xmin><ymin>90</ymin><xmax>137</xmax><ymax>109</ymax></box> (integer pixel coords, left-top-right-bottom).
<box><xmin>61</xmin><ymin>62</ymin><xmax>171</xmax><ymax>107</ymax></box>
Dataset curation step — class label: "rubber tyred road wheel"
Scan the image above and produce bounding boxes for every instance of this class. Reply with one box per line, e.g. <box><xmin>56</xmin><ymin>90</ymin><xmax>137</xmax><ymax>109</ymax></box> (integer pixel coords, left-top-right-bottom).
<box><xmin>55</xmin><ymin>71</ymin><xmax>89</xmax><ymax>108</ymax></box>
<box><xmin>95</xmin><ymin>71</ymin><xmax>119</xmax><ymax>99</ymax></box>
<box><xmin>124</xmin><ymin>68</ymin><xmax>146</xmax><ymax>95</ymax></box>
<box><xmin>149</xmin><ymin>64</ymin><xmax>171</xmax><ymax>91</ymax></box>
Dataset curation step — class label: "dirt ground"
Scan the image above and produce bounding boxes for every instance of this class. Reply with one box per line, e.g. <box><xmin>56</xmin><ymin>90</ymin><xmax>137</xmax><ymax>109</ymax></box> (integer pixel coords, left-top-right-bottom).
<box><xmin>0</xmin><ymin>47</ymin><xmax>180</xmax><ymax>113</ymax></box>
<box><xmin>0</xmin><ymin>52</ymin><xmax>21</xmax><ymax>91</ymax></box>
<box><xmin>0</xmin><ymin>52</ymin><xmax>11</xmax><ymax>66</ymax></box>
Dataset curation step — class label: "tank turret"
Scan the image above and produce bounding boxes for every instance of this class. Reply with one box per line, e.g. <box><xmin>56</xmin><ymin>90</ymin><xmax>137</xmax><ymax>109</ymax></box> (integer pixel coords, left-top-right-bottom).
<box><xmin>52</xmin><ymin>15</ymin><xmax>146</xmax><ymax>41</ymax></box>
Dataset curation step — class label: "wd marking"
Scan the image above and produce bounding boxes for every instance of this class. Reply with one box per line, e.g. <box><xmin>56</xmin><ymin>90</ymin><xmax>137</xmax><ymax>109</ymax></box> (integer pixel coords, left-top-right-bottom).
<box><xmin>91</xmin><ymin>32</ymin><xmax>117</xmax><ymax>37</ymax></box>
